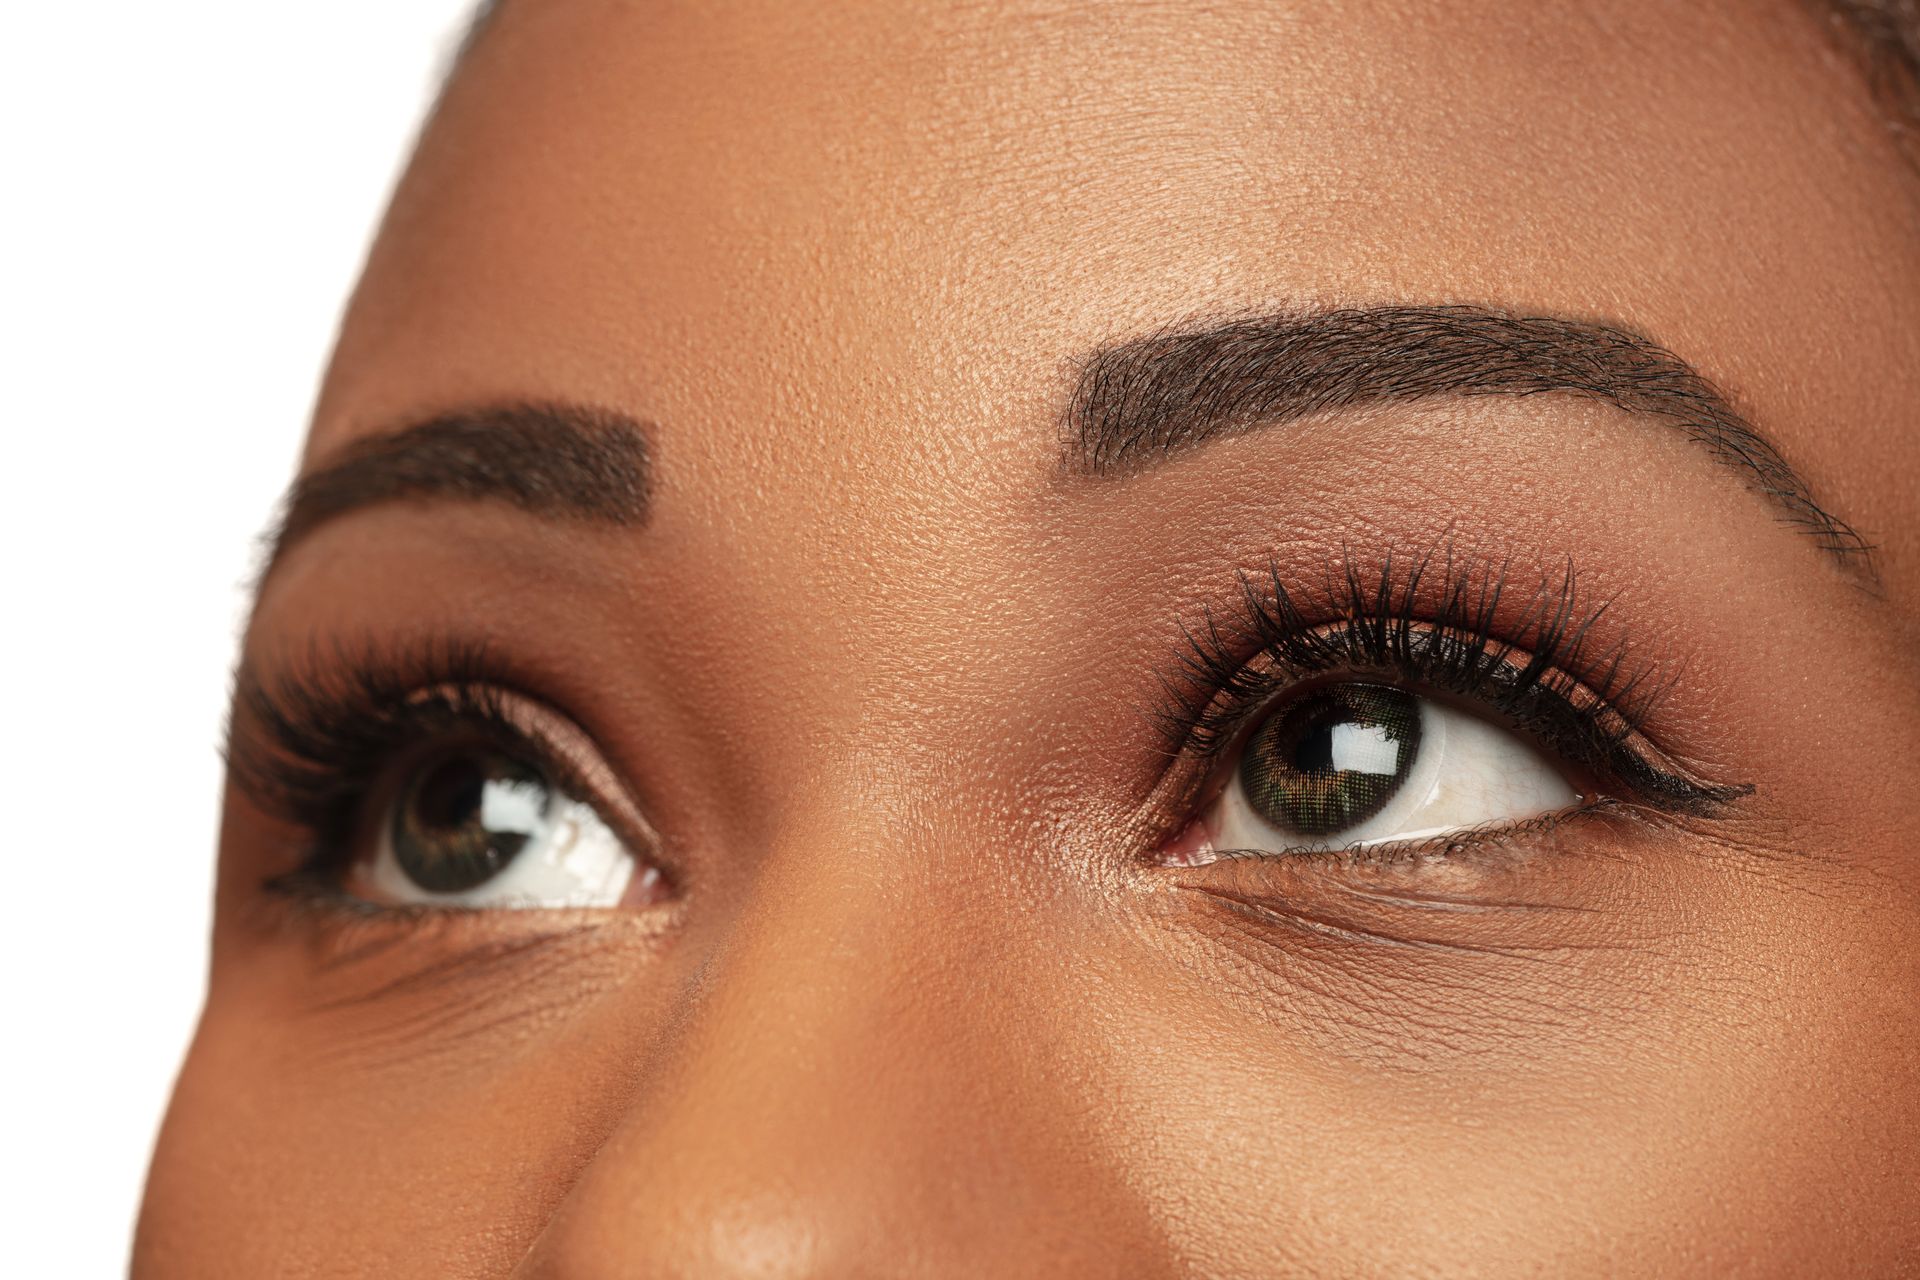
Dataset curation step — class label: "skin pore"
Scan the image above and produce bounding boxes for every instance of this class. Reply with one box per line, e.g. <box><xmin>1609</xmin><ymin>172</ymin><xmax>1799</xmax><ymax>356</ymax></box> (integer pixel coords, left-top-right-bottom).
<box><xmin>138</xmin><ymin>1</ymin><xmax>1920</xmax><ymax>1275</ymax></box>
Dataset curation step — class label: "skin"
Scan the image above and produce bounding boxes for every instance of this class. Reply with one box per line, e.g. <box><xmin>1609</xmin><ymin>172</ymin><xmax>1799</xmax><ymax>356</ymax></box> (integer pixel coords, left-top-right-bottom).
<box><xmin>138</xmin><ymin>1</ymin><xmax>1920</xmax><ymax>1275</ymax></box>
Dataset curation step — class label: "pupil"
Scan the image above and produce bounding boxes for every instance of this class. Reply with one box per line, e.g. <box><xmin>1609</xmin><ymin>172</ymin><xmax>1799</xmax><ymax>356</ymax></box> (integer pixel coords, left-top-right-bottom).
<box><xmin>1290</xmin><ymin>723</ymin><xmax>1335</xmax><ymax>774</ymax></box>
<box><xmin>1238</xmin><ymin>684</ymin><xmax>1421</xmax><ymax>838</ymax></box>
<box><xmin>413</xmin><ymin>757</ymin><xmax>487</xmax><ymax>832</ymax></box>
<box><xmin>391</xmin><ymin>750</ymin><xmax>552</xmax><ymax>894</ymax></box>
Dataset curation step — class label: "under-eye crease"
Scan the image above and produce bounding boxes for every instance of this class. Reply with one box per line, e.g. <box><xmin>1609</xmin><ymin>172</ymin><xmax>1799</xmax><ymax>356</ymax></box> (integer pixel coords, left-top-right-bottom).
<box><xmin>226</xmin><ymin>639</ymin><xmax>667</xmax><ymax>916</ymax></box>
<box><xmin>1151</xmin><ymin>546</ymin><xmax>1751</xmax><ymax>862</ymax></box>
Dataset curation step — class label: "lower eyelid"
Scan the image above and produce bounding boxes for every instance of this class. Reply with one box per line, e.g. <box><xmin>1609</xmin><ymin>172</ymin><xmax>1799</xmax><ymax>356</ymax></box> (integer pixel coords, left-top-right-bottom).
<box><xmin>1166</xmin><ymin>798</ymin><xmax>1619</xmax><ymax>875</ymax></box>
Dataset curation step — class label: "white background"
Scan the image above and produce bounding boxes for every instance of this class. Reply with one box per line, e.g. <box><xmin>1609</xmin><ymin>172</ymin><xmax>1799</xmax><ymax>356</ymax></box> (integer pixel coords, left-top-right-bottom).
<box><xmin>4</xmin><ymin>4</ymin><xmax>475</xmax><ymax>1271</ymax></box>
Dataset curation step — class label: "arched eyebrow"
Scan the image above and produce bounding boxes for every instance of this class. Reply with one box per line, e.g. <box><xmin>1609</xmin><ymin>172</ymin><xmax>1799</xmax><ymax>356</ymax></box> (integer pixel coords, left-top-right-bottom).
<box><xmin>264</xmin><ymin>310</ymin><xmax>1867</xmax><ymax>588</ymax></box>
<box><xmin>263</xmin><ymin>402</ymin><xmax>651</xmax><ymax>577</ymax></box>
<box><xmin>1064</xmin><ymin>305</ymin><xmax>1872</xmax><ymax>574</ymax></box>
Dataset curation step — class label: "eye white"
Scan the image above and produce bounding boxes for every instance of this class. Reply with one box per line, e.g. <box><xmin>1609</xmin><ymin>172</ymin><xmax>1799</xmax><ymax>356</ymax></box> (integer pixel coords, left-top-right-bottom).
<box><xmin>1211</xmin><ymin>696</ymin><xmax>1578</xmax><ymax>854</ymax></box>
<box><xmin>364</xmin><ymin>786</ymin><xmax>638</xmax><ymax>909</ymax></box>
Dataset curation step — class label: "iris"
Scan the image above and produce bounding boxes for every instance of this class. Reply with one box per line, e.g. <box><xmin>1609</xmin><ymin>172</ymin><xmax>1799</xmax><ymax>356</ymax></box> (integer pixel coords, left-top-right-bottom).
<box><xmin>392</xmin><ymin>749</ymin><xmax>552</xmax><ymax>892</ymax></box>
<box><xmin>1236</xmin><ymin>684</ymin><xmax>1421</xmax><ymax>837</ymax></box>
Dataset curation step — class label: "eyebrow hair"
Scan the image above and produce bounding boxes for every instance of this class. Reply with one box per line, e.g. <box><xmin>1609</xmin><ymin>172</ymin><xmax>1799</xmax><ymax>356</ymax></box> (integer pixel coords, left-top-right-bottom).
<box><xmin>1065</xmin><ymin>304</ymin><xmax>1871</xmax><ymax>570</ymax></box>
<box><xmin>264</xmin><ymin>402</ymin><xmax>651</xmax><ymax>572</ymax></box>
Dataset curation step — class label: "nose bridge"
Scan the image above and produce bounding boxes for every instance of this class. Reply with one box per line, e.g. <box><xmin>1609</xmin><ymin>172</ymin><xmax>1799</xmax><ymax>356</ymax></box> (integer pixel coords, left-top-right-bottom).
<box><xmin>516</xmin><ymin>816</ymin><xmax>1161</xmax><ymax>1279</ymax></box>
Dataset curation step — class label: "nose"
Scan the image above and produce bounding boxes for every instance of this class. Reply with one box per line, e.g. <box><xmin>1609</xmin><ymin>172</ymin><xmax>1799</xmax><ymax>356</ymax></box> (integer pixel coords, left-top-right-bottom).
<box><xmin>513</xmin><ymin>830</ymin><xmax>1166</xmax><ymax>1279</ymax></box>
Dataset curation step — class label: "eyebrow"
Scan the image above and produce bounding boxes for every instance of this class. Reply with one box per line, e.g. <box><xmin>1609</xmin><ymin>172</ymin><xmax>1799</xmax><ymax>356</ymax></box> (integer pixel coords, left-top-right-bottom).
<box><xmin>1065</xmin><ymin>305</ymin><xmax>1871</xmax><ymax>570</ymax></box>
<box><xmin>267</xmin><ymin>309</ymin><xmax>1866</xmax><ymax>587</ymax></box>
<box><xmin>264</xmin><ymin>402</ymin><xmax>651</xmax><ymax>573</ymax></box>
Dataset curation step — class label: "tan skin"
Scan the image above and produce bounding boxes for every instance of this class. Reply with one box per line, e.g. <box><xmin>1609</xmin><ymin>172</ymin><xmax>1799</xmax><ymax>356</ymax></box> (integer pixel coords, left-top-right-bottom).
<box><xmin>138</xmin><ymin>1</ymin><xmax>1920</xmax><ymax>1275</ymax></box>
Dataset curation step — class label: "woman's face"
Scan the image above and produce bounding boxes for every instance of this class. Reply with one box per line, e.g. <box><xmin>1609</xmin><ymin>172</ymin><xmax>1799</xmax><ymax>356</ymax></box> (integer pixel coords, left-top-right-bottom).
<box><xmin>139</xmin><ymin>1</ymin><xmax>1920</xmax><ymax>1274</ymax></box>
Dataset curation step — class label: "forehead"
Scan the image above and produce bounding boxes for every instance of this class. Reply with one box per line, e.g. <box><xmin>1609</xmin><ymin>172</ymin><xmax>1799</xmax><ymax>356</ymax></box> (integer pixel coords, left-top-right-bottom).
<box><xmin>313</xmin><ymin>0</ymin><xmax>1916</xmax><ymax>512</ymax></box>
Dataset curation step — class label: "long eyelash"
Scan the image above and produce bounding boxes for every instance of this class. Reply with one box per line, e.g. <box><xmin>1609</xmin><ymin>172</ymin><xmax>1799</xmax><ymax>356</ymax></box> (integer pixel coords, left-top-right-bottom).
<box><xmin>225</xmin><ymin>637</ymin><xmax>525</xmax><ymax>862</ymax></box>
<box><xmin>1158</xmin><ymin>545</ymin><xmax>1750</xmax><ymax>815</ymax></box>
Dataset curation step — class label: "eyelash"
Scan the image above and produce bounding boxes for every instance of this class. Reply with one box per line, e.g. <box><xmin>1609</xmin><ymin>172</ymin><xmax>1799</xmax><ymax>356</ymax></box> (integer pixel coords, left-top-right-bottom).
<box><xmin>228</xmin><ymin>548</ymin><xmax>1747</xmax><ymax>907</ymax></box>
<box><xmin>1157</xmin><ymin>546</ymin><xmax>1748</xmax><ymax>819</ymax></box>
<box><xmin>226</xmin><ymin>639</ymin><xmax>586</xmax><ymax>899</ymax></box>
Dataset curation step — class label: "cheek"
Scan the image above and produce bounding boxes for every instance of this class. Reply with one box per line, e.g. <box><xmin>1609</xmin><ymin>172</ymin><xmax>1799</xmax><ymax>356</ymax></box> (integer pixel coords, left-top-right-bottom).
<box><xmin>139</xmin><ymin>917</ymin><xmax>669</xmax><ymax>1276</ymax></box>
<box><xmin>142</xmin><ymin>1043</ymin><xmax>608</xmax><ymax>1277</ymax></box>
<box><xmin>1103</xmin><ymin>814</ymin><xmax>1920</xmax><ymax>1271</ymax></box>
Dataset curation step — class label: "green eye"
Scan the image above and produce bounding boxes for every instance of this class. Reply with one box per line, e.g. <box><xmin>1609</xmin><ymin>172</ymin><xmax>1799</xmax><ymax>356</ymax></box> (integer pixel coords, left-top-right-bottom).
<box><xmin>391</xmin><ymin>748</ymin><xmax>554</xmax><ymax>893</ymax></box>
<box><xmin>1236</xmin><ymin>684</ymin><xmax>1422</xmax><ymax>837</ymax></box>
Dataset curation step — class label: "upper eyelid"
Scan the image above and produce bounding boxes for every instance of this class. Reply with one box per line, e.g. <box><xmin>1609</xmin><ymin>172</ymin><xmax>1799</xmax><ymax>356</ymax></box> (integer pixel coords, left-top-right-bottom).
<box><xmin>1183</xmin><ymin>624</ymin><xmax>1602</xmax><ymax>757</ymax></box>
<box><xmin>1153</xmin><ymin>551</ymin><xmax>1749</xmax><ymax>817</ymax></box>
<box><xmin>228</xmin><ymin>651</ymin><xmax>665</xmax><ymax>879</ymax></box>
<box><xmin>1159</xmin><ymin>548</ymin><xmax>1632</xmax><ymax>747</ymax></box>
<box><xmin>465</xmin><ymin>688</ymin><xmax>664</xmax><ymax>859</ymax></box>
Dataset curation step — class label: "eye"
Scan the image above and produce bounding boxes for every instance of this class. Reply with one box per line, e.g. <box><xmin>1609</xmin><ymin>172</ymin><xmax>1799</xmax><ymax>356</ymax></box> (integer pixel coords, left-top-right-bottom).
<box><xmin>1195</xmin><ymin>682</ymin><xmax>1580</xmax><ymax>858</ymax></box>
<box><xmin>348</xmin><ymin>742</ymin><xmax>655</xmax><ymax>910</ymax></box>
